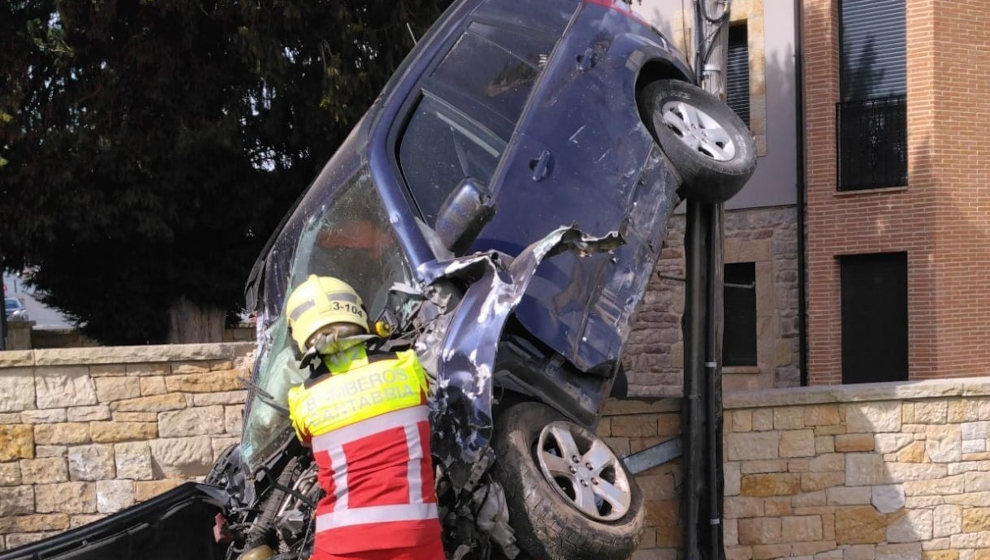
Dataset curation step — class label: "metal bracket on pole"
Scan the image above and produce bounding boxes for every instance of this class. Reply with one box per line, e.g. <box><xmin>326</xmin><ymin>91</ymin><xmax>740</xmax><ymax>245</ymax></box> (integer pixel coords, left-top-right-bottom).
<box><xmin>623</xmin><ymin>437</ymin><xmax>683</xmax><ymax>475</ymax></box>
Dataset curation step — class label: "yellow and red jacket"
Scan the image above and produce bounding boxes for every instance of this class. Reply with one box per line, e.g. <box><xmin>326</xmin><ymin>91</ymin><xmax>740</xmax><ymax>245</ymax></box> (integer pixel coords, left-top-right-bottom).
<box><xmin>287</xmin><ymin>347</ymin><xmax>442</xmax><ymax>558</ymax></box>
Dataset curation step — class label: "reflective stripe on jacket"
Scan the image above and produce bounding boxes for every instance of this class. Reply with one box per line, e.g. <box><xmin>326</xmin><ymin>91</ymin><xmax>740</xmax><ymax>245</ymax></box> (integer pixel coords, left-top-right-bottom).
<box><xmin>287</xmin><ymin>349</ymin><xmax>441</xmax><ymax>557</ymax></box>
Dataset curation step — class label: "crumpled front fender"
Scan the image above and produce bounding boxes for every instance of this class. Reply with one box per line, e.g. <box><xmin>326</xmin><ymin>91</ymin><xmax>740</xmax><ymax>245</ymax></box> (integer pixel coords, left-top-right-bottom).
<box><xmin>416</xmin><ymin>226</ymin><xmax>623</xmax><ymax>478</ymax></box>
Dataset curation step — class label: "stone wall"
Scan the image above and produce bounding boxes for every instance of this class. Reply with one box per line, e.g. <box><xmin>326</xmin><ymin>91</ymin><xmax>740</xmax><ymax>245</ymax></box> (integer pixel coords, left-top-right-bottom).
<box><xmin>2</xmin><ymin>343</ymin><xmax>989</xmax><ymax>560</ymax></box>
<box><xmin>0</xmin><ymin>343</ymin><xmax>253</xmax><ymax>549</ymax></box>
<box><xmin>5</xmin><ymin>324</ymin><xmax>254</xmax><ymax>351</ymax></box>
<box><xmin>607</xmin><ymin>377</ymin><xmax>990</xmax><ymax>559</ymax></box>
<box><xmin>3</xmin><ymin>322</ymin><xmax>34</xmax><ymax>351</ymax></box>
<box><xmin>624</xmin><ymin>206</ymin><xmax>800</xmax><ymax>397</ymax></box>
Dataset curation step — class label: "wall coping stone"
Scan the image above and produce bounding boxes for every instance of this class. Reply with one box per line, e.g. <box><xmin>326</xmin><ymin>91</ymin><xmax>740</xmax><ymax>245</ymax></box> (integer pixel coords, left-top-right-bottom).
<box><xmin>4</xmin><ymin>346</ymin><xmax>986</xmax><ymax>409</ymax></box>
<box><xmin>0</xmin><ymin>343</ymin><xmax>254</xmax><ymax>367</ymax></box>
<box><xmin>0</xmin><ymin>351</ymin><xmax>35</xmax><ymax>368</ymax></box>
<box><xmin>605</xmin><ymin>378</ymin><xmax>990</xmax><ymax>415</ymax></box>
<box><xmin>725</xmin><ymin>377</ymin><xmax>990</xmax><ymax>409</ymax></box>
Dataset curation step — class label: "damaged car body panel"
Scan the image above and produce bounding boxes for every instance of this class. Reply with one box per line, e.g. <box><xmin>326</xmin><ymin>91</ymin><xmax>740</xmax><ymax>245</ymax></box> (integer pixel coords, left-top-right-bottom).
<box><xmin>418</xmin><ymin>227</ymin><xmax>624</xmax><ymax>475</ymax></box>
<box><xmin>466</xmin><ymin>3</ymin><xmax>686</xmax><ymax>374</ymax></box>
<box><xmin>0</xmin><ymin>483</ymin><xmax>228</xmax><ymax>560</ymax></box>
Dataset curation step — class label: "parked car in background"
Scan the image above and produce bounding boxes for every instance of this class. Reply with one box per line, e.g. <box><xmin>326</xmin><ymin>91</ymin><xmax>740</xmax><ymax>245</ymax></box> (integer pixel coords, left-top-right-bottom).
<box><xmin>4</xmin><ymin>297</ymin><xmax>28</xmax><ymax>322</ymax></box>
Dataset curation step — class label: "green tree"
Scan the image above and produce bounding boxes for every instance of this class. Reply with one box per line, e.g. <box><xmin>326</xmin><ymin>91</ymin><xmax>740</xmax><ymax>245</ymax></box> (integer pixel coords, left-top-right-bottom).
<box><xmin>0</xmin><ymin>0</ymin><xmax>450</xmax><ymax>344</ymax></box>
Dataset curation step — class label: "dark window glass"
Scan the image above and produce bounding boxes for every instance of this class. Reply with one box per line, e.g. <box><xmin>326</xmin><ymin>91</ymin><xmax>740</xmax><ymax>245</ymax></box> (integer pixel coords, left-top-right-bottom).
<box><xmin>431</xmin><ymin>29</ymin><xmax>538</xmax><ymax>124</ymax></box>
<box><xmin>473</xmin><ymin>0</ymin><xmax>576</xmax><ymax>36</ymax></box>
<box><xmin>837</xmin><ymin>95</ymin><xmax>907</xmax><ymax>190</ymax></box>
<box><xmin>837</xmin><ymin>0</ymin><xmax>906</xmax><ymax>190</ymax></box>
<box><xmin>468</xmin><ymin>21</ymin><xmax>553</xmax><ymax>75</ymax></box>
<box><xmin>726</xmin><ymin>24</ymin><xmax>750</xmax><ymax>126</ymax></box>
<box><xmin>723</xmin><ymin>262</ymin><xmax>757</xmax><ymax>367</ymax></box>
<box><xmin>243</xmin><ymin>171</ymin><xmax>410</xmax><ymax>471</ymax></box>
<box><xmin>398</xmin><ymin>94</ymin><xmax>506</xmax><ymax>225</ymax></box>
<box><xmin>840</xmin><ymin>252</ymin><xmax>908</xmax><ymax>384</ymax></box>
<box><xmin>839</xmin><ymin>0</ymin><xmax>906</xmax><ymax>101</ymax></box>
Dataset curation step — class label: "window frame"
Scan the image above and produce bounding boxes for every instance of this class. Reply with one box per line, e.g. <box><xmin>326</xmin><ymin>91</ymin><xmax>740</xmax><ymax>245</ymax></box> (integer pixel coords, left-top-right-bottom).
<box><xmin>726</xmin><ymin>23</ymin><xmax>750</xmax><ymax>127</ymax></box>
<box><xmin>835</xmin><ymin>0</ymin><xmax>907</xmax><ymax>191</ymax></box>
<box><xmin>722</xmin><ymin>261</ymin><xmax>758</xmax><ymax>369</ymax></box>
<box><xmin>387</xmin><ymin>15</ymin><xmax>544</xmax><ymax>236</ymax></box>
<box><xmin>395</xmin><ymin>90</ymin><xmax>507</xmax><ymax>226</ymax></box>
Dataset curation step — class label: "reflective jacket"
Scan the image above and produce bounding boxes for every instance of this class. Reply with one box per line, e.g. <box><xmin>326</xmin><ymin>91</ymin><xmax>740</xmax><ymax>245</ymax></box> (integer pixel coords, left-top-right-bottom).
<box><xmin>287</xmin><ymin>347</ymin><xmax>442</xmax><ymax>558</ymax></box>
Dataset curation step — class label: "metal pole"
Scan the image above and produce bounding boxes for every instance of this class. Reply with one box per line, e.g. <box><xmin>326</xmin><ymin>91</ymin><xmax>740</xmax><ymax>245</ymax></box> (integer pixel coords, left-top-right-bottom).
<box><xmin>794</xmin><ymin>0</ymin><xmax>809</xmax><ymax>386</ymax></box>
<box><xmin>704</xmin><ymin>205</ymin><xmax>725</xmax><ymax>560</ymax></box>
<box><xmin>0</xmin><ymin>256</ymin><xmax>7</xmax><ymax>351</ymax></box>
<box><xmin>702</xmin><ymin>4</ymin><xmax>729</xmax><ymax>557</ymax></box>
<box><xmin>686</xmin><ymin>1</ymin><xmax>731</xmax><ymax>559</ymax></box>
<box><xmin>683</xmin><ymin>199</ymin><xmax>706</xmax><ymax>560</ymax></box>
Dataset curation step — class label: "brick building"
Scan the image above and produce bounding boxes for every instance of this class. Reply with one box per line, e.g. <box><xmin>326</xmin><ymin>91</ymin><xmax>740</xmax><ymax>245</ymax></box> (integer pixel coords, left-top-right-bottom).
<box><xmin>803</xmin><ymin>0</ymin><xmax>990</xmax><ymax>385</ymax></box>
<box><xmin>629</xmin><ymin>0</ymin><xmax>990</xmax><ymax>392</ymax></box>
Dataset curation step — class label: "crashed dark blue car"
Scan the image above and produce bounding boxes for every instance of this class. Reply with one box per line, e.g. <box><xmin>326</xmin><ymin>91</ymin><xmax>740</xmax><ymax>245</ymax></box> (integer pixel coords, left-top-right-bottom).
<box><xmin>0</xmin><ymin>0</ymin><xmax>754</xmax><ymax>559</ymax></box>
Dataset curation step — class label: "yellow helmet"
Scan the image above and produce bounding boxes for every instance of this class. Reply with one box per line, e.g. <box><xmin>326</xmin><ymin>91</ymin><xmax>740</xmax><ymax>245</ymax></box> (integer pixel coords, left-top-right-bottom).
<box><xmin>285</xmin><ymin>275</ymin><xmax>368</xmax><ymax>352</ymax></box>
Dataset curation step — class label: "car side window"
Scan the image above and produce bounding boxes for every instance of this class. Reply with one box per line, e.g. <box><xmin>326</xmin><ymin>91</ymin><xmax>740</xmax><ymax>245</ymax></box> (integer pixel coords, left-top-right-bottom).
<box><xmin>473</xmin><ymin>0</ymin><xmax>575</xmax><ymax>36</ymax></box>
<box><xmin>398</xmin><ymin>93</ymin><xmax>506</xmax><ymax>226</ymax></box>
<box><xmin>431</xmin><ymin>27</ymin><xmax>539</xmax><ymax>124</ymax></box>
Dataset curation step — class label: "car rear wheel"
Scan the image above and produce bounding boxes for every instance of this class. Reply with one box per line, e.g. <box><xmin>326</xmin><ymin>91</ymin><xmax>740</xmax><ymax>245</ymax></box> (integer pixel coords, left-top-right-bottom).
<box><xmin>492</xmin><ymin>402</ymin><xmax>644</xmax><ymax>560</ymax></box>
<box><xmin>639</xmin><ymin>79</ymin><xmax>756</xmax><ymax>203</ymax></box>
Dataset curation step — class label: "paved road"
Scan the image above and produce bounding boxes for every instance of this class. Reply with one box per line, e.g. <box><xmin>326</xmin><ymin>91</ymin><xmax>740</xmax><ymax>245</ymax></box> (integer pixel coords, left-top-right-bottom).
<box><xmin>3</xmin><ymin>273</ymin><xmax>74</xmax><ymax>329</ymax></box>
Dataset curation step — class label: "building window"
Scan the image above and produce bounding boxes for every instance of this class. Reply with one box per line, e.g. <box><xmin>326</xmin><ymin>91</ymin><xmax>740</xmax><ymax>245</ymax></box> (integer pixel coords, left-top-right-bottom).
<box><xmin>726</xmin><ymin>24</ymin><xmax>750</xmax><ymax>127</ymax></box>
<box><xmin>837</xmin><ymin>0</ymin><xmax>907</xmax><ymax>190</ymax></box>
<box><xmin>723</xmin><ymin>262</ymin><xmax>757</xmax><ymax>367</ymax></box>
<box><xmin>840</xmin><ymin>252</ymin><xmax>908</xmax><ymax>384</ymax></box>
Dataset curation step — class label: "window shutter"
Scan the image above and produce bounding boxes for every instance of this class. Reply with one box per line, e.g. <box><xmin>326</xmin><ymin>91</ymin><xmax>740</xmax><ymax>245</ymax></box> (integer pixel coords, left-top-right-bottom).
<box><xmin>726</xmin><ymin>25</ymin><xmax>750</xmax><ymax>126</ymax></box>
<box><xmin>840</xmin><ymin>0</ymin><xmax>906</xmax><ymax>101</ymax></box>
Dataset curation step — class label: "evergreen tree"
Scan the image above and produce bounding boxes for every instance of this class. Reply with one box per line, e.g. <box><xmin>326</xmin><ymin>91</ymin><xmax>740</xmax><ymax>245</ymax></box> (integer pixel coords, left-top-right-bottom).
<box><xmin>0</xmin><ymin>0</ymin><xmax>450</xmax><ymax>344</ymax></box>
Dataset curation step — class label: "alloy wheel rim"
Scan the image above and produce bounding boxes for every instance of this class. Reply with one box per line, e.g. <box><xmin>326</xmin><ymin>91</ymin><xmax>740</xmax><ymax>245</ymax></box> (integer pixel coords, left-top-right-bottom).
<box><xmin>661</xmin><ymin>100</ymin><xmax>737</xmax><ymax>161</ymax></box>
<box><xmin>535</xmin><ymin>421</ymin><xmax>632</xmax><ymax>521</ymax></box>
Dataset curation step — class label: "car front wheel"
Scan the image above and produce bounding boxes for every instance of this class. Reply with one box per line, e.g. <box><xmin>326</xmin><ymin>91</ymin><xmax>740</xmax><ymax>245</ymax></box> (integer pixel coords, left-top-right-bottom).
<box><xmin>492</xmin><ymin>402</ymin><xmax>645</xmax><ymax>560</ymax></box>
<box><xmin>639</xmin><ymin>79</ymin><xmax>757</xmax><ymax>203</ymax></box>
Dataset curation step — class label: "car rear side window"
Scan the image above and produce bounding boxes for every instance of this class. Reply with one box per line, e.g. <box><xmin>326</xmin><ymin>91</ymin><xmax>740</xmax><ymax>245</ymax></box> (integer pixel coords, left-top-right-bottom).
<box><xmin>473</xmin><ymin>0</ymin><xmax>577</xmax><ymax>37</ymax></box>
<box><xmin>398</xmin><ymin>93</ymin><xmax>506</xmax><ymax>225</ymax></box>
<box><xmin>431</xmin><ymin>28</ymin><xmax>539</xmax><ymax>124</ymax></box>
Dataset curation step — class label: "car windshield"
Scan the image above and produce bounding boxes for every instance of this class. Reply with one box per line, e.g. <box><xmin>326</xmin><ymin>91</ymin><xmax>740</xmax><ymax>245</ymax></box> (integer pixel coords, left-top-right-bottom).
<box><xmin>5</xmin><ymin>298</ymin><xmax>21</xmax><ymax>312</ymax></box>
<box><xmin>240</xmin><ymin>164</ymin><xmax>413</xmax><ymax>472</ymax></box>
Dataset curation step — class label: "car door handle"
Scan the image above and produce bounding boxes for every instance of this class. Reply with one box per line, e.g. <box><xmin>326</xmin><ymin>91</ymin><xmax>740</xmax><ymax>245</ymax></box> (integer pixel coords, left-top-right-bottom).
<box><xmin>529</xmin><ymin>150</ymin><xmax>553</xmax><ymax>182</ymax></box>
<box><xmin>577</xmin><ymin>47</ymin><xmax>598</xmax><ymax>71</ymax></box>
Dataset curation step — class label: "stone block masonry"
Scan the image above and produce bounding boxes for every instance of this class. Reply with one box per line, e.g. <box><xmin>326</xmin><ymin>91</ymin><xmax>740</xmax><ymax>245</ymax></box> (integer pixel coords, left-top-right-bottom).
<box><xmin>624</xmin><ymin>206</ymin><xmax>801</xmax><ymax>398</ymax></box>
<box><xmin>3</xmin><ymin>343</ymin><xmax>990</xmax><ymax>559</ymax></box>
<box><xmin>610</xmin><ymin>377</ymin><xmax>990</xmax><ymax>559</ymax></box>
<box><xmin>0</xmin><ymin>343</ymin><xmax>252</xmax><ymax>550</ymax></box>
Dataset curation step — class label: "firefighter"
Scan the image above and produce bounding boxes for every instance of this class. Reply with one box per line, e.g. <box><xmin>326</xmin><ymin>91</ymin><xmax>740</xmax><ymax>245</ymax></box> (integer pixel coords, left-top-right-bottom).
<box><xmin>285</xmin><ymin>275</ymin><xmax>444</xmax><ymax>560</ymax></box>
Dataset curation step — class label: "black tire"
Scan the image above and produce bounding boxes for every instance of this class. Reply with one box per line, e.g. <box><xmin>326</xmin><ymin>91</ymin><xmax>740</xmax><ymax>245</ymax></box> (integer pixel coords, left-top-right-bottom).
<box><xmin>639</xmin><ymin>79</ymin><xmax>757</xmax><ymax>203</ymax></box>
<box><xmin>492</xmin><ymin>402</ymin><xmax>645</xmax><ymax>560</ymax></box>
